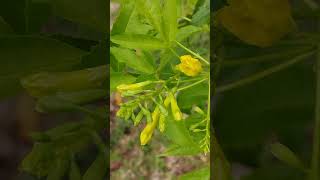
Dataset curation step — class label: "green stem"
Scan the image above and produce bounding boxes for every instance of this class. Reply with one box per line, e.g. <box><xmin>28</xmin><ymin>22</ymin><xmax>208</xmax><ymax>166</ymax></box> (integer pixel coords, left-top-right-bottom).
<box><xmin>222</xmin><ymin>46</ymin><xmax>315</xmax><ymax>67</ymax></box>
<box><xmin>177</xmin><ymin>78</ymin><xmax>208</xmax><ymax>91</ymax></box>
<box><xmin>175</xmin><ymin>41</ymin><xmax>210</xmax><ymax>65</ymax></box>
<box><xmin>311</xmin><ymin>45</ymin><xmax>320</xmax><ymax>180</ymax></box>
<box><xmin>182</xmin><ymin>17</ymin><xmax>192</xmax><ymax>22</ymax></box>
<box><xmin>216</xmin><ymin>51</ymin><xmax>315</xmax><ymax>93</ymax></box>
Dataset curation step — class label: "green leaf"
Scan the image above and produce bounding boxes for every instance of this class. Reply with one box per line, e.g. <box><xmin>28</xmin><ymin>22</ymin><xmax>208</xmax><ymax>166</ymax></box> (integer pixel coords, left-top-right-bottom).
<box><xmin>176</xmin><ymin>25</ymin><xmax>202</xmax><ymax>42</ymax></box>
<box><xmin>110</xmin><ymin>47</ymin><xmax>155</xmax><ymax>74</ymax></box>
<box><xmin>31</xmin><ymin>122</ymin><xmax>82</xmax><ymax>142</ymax></box>
<box><xmin>111</xmin><ymin>34</ymin><xmax>168</xmax><ymax>50</ymax></box>
<box><xmin>164</xmin><ymin>114</ymin><xmax>196</xmax><ymax>146</ymax></box>
<box><xmin>177</xmin><ymin>83</ymin><xmax>208</xmax><ymax>109</ymax></box>
<box><xmin>35</xmin><ymin>96</ymin><xmax>80</xmax><ymax>113</ymax></box>
<box><xmin>69</xmin><ymin>159</ymin><xmax>82</xmax><ymax>180</ymax></box>
<box><xmin>270</xmin><ymin>143</ymin><xmax>306</xmax><ymax>171</ymax></box>
<box><xmin>216</xmin><ymin>64</ymin><xmax>314</xmax><ymax>164</ymax></box>
<box><xmin>110</xmin><ymin>71</ymin><xmax>136</xmax><ymax>92</ymax></box>
<box><xmin>125</xmin><ymin>9</ymin><xmax>153</xmax><ymax>35</ymax></box>
<box><xmin>21</xmin><ymin>65</ymin><xmax>107</xmax><ymax>97</ymax></box>
<box><xmin>54</xmin><ymin>89</ymin><xmax>106</xmax><ymax>104</ymax></box>
<box><xmin>159</xmin><ymin>49</ymin><xmax>177</xmax><ymax>71</ymax></box>
<box><xmin>178</xmin><ymin>166</ymin><xmax>210</xmax><ymax>180</ymax></box>
<box><xmin>111</xmin><ymin>0</ymin><xmax>135</xmax><ymax>35</ymax></box>
<box><xmin>216</xmin><ymin>0</ymin><xmax>295</xmax><ymax>47</ymax></box>
<box><xmin>135</xmin><ymin>0</ymin><xmax>164</xmax><ymax>37</ymax></box>
<box><xmin>82</xmin><ymin>152</ymin><xmax>107</xmax><ymax>180</ymax></box>
<box><xmin>50</xmin><ymin>0</ymin><xmax>108</xmax><ymax>32</ymax></box>
<box><xmin>160</xmin><ymin>144</ymin><xmax>202</xmax><ymax>156</ymax></box>
<box><xmin>0</xmin><ymin>36</ymin><xmax>87</xmax><ymax>99</ymax></box>
<box><xmin>20</xmin><ymin>143</ymin><xmax>55</xmax><ymax>177</ymax></box>
<box><xmin>47</xmin><ymin>156</ymin><xmax>69</xmax><ymax>180</ymax></box>
<box><xmin>163</xmin><ymin>0</ymin><xmax>178</xmax><ymax>42</ymax></box>
<box><xmin>191</xmin><ymin>0</ymin><xmax>210</xmax><ymax>26</ymax></box>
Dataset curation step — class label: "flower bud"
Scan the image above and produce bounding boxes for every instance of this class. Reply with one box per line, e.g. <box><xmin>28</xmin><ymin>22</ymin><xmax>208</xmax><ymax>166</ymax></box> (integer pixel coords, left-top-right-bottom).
<box><xmin>140</xmin><ymin>117</ymin><xmax>159</xmax><ymax>146</ymax></box>
<box><xmin>176</xmin><ymin>55</ymin><xmax>202</xmax><ymax>77</ymax></box>
<box><xmin>117</xmin><ymin>81</ymin><xmax>152</xmax><ymax>92</ymax></box>
<box><xmin>134</xmin><ymin>110</ymin><xmax>144</xmax><ymax>126</ymax></box>
<box><xmin>152</xmin><ymin>106</ymin><xmax>160</xmax><ymax>122</ymax></box>
<box><xmin>193</xmin><ymin>105</ymin><xmax>205</xmax><ymax>115</ymax></box>
<box><xmin>140</xmin><ymin>122</ymin><xmax>156</xmax><ymax>146</ymax></box>
<box><xmin>159</xmin><ymin>114</ymin><xmax>166</xmax><ymax>133</ymax></box>
<box><xmin>170</xmin><ymin>93</ymin><xmax>182</xmax><ymax>121</ymax></box>
<box><xmin>163</xmin><ymin>95</ymin><xmax>171</xmax><ymax>107</ymax></box>
<box><xmin>121</xmin><ymin>90</ymin><xmax>143</xmax><ymax>97</ymax></box>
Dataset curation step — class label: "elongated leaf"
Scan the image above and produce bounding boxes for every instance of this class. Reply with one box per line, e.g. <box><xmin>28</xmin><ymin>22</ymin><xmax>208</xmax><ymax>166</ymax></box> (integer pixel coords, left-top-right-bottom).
<box><xmin>83</xmin><ymin>152</ymin><xmax>107</xmax><ymax>180</ymax></box>
<box><xmin>111</xmin><ymin>34</ymin><xmax>168</xmax><ymax>50</ymax></box>
<box><xmin>50</xmin><ymin>0</ymin><xmax>108</xmax><ymax>32</ymax></box>
<box><xmin>179</xmin><ymin>166</ymin><xmax>210</xmax><ymax>180</ymax></box>
<box><xmin>270</xmin><ymin>143</ymin><xmax>306</xmax><ymax>171</ymax></box>
<box><xmin>21</xmin><ymin>65</ymin><xmax>107</xmax><ymax>97</ymax></box>
<box><xmin>163</xmin><ymin>0</ymin><xmax>177</xmax><ymax>42</ymax></box>
<box><xmin>111</xmin><ymin>0</ymin><xmax>135</xmax><ymax>35</ymax></box>
<box><xmin>160</xmin><ymin>144</ymin><xmax>201</xmax><ymax>156</ymax></box>
<box><xmin>111</xmin><ymin>47</ymin><xmax>155</xmax><ymax>74</ymax></box>
<box><xmin>0</xmin><ymin>36</ymin><xmax>87</xmax><ymax>99</ymax></box>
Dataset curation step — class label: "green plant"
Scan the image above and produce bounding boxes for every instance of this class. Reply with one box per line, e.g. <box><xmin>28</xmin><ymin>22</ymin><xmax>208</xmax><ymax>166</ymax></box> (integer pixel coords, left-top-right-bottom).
<box><xmin>110</xmin><ymin>0</ymin><xmax>210</xmax><ymax>179</ymax></box>
<box><xmin>213</xmin><ymin>0</ymin><xmax>320</xmax><ymax>179</ymax></box>
<box><xmin>0</xmin><ymin>0</ymin><xmax>107</xmax><ymax>179</ymax></box>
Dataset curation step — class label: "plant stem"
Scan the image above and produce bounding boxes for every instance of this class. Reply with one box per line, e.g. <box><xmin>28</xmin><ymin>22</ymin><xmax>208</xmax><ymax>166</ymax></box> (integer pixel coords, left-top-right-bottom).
<box><xmin>182</xmin><ymin>17</ymin><xmax>192</xmax><ymax>22</ymax></box>
<box><xmin>177</xmin><ymin>78</ymin><xmax>208</xmax><ymax>91</ymax></box>
<box><xmin>311</xmin><ymin>44</ymin><xmax>320</xmax><ymax>180</ymax></box>
<box><xmin>216</xmin><ymin>51</ymin><xmax>315</xmax><ymax>93</ymax></box>
<box><xmin>222</xmin><ymin>46</ymin><xmax>315</xmax><ymax>67</ymax></box>
<box><xmin>175</xmin><ymin>41</ymin><xmax>210</xmax><ymax>65</ymax></box>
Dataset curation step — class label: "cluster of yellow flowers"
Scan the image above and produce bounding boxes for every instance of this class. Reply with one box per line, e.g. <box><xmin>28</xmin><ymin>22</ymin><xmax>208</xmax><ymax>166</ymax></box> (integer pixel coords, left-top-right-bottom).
<box><xmin>116</xmin><ymin>55</ymin><xmax>203</xmax><ymax>145</ymax></box>
<box><xmin>176</xmin><ymin>55</ymin><xmax>202</xmax><ymax>77</ymax></box>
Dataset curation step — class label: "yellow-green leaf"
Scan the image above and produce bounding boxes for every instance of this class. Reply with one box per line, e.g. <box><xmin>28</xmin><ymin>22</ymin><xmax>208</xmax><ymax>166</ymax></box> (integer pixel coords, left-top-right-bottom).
<box><xmin>217</xmin><ymin>0</ymin><xmax>295</xmax><ymax>47</ymax></box>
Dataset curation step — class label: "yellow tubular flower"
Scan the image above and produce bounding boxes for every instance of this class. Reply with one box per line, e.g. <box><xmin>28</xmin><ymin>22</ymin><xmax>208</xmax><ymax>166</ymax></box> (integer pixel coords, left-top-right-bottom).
<box><xmin>163</xmin><ymin>95</ymin><xmax>171</xmax><ymax>107</ymax></box>
<box><xmin>176</xmin><ymin>55</ymin><xmax>202</xmax><ymax>77</ymax></box>
<box><xmin>169</xmin><ymin>93</ymin><xmax>183</xmax><ymax>121</ymax></box>
<box><xmin>140</xmin><ymin>107</ymin><xmax>160</xmax><ymax>145</ymax></box>
<box><xmin>117</xmin><ymin>81</ymin><xmax>152</xmax><ymax>93</ymax></box>
<box><xmin>159</xmin><ymin>114</ymin><xmax>166</xmax><ymax>132</ymax></box>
